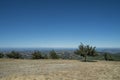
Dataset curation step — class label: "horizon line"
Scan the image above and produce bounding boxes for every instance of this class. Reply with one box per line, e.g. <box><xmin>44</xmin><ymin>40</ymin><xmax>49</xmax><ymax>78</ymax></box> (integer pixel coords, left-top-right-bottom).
<box><xmin>0</xmin><ymin>47</ymin><xmax>120</xmax><ymax>49</ymax></box>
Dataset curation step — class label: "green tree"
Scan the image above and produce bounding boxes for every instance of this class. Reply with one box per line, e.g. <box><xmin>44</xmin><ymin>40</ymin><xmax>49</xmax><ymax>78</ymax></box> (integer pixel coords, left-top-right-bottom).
<box><xmin>6</xmin><ymin>51</ymin><xmax>22</xmax><ymax>59</ymax></box>
<box><xmin>0</xmin><ymin>52</ymin><xmax>4</xmax><ymax>58</ymax></box>
<box><xmin>49</xmin><ymin>50</ymin><xmax>59</xmax><ymax>59</ymax></box>
<box><xmin>44</xmin><ymin>54</ymin><xmax>48</xmax><ymax>59</ymax></box>
<box><xmin>74</xmin><ymin>43</ymin><xmax>97</xmax><ymax>62</ymax></box>
<box><xmin>32</xmin><ymin>51</ymin><xmax>43</xmax><ymax>59</ymax></box>
<box><xmin>104</xmin><ymin>53</ymin><xmax>113</xmax><ymax>61</ymax></box>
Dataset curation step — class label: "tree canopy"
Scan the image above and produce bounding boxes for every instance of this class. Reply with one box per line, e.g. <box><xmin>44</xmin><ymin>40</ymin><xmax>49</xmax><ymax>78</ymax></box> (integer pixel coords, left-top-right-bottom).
<box><xmin>32</xmin><ymin>51</ymin><xmax>44</xmax><ymax>59</ymax></box>
<box><xmin>49</xmin><ymin>50</ymin><xmax>59</xmax><ymax>59</ymax></box>
<box><xmin>74</xmin><ymin>43</ymin><xmax>98</xmax><ymax>62</ymax></box>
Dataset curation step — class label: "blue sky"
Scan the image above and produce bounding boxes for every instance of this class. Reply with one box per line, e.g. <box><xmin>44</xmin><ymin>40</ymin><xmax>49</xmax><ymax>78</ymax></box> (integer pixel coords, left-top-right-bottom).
<box><xmin>0</xmin><ymin>0</ymin><xmax>120</xmax><ymax>48</ymax></box>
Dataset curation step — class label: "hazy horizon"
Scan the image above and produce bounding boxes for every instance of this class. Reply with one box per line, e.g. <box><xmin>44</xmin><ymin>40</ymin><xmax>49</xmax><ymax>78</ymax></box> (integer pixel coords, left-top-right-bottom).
<box><xmin>0</xmin><ymin>47</ymin><xmax>120</xmax><ymax>49</ymax></box>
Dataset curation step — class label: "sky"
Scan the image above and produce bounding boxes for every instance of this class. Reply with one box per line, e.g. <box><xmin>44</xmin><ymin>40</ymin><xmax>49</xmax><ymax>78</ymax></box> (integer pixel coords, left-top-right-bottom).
<box><xmin>0</xmin><ymin>0</ymin><xmax>120</xmax><ymax>48</ymax></box>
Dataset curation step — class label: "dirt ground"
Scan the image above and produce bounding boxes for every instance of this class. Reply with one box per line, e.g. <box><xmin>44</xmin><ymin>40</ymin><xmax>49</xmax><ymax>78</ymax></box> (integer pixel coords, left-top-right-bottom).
<box><xmin>0</xmin><ymin>59</ymin><xmax>120</xmax><ymax>80</ymax></box>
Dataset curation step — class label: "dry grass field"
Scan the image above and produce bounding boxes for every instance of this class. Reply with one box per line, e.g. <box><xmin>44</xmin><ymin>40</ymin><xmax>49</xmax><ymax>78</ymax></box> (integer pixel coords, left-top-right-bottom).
<box><xmin>0</xmin><ymin>59</ymin><xmax>120</xmax><ymax>80</ymax></box>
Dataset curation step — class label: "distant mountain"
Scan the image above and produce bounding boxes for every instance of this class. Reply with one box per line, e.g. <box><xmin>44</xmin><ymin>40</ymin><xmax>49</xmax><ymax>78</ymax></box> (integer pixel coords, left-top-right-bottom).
<box><xmin>96</xmin><ymin>48</ymin><xmax>120</xmax><ymax>53</ymax></box>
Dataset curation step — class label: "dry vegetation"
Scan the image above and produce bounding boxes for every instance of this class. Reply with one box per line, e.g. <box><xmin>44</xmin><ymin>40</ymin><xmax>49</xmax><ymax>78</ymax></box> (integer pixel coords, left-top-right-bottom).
<box><xmin>0</xmin><ymin>59</ymin><xmax>120</xmax><ymax>80</ymax></box>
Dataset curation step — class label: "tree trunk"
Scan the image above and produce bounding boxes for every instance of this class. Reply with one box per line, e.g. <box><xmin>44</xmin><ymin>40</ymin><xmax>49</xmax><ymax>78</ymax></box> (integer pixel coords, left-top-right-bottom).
<box><xmin>84</xmin><ymin>56</ymin><xmax>87</xmax><ymax>62</ymax></box>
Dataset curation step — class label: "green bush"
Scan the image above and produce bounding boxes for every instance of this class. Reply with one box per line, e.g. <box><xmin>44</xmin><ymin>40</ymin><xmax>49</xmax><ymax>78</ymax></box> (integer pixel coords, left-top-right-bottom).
<box><xmin>32</xmin><ymin>51</ymin><xmax>44</xmax><ymax>59</ymax></box>
<box><xmin>6</xmin><ymin>51</ymin><xmax>22</xmax><ymax>59</ymax></box>
<box><xmin>49</xmin><ymin>50</ymin><xmax>59</xmax><ymax>59</ymax></box>
<box><xmin>43</xmin><ymin>54</ymin><xmax>48</xmax><ymax>59</ymax></box>
<box><xmin>104</xmin><ymin>53</ymin><xmax>113</xmax><ymax>61</ymax></box>
<box><xmin>0</xmin><ymin>52</ymin><xmax>4</xmax><ymax>58</ymax></box>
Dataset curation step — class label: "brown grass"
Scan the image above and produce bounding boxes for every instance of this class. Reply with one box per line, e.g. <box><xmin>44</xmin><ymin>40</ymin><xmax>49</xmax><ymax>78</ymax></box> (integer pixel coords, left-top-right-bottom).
<box><xmin>0</xmin><ymin>59</ymin><xmax>120</xmax><ymax>80</ymax></box>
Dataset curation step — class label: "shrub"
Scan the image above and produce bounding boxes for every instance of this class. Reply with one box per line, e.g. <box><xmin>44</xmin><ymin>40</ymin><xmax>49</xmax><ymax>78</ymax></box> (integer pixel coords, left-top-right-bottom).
<box><xmin>104</xmin><ymin>53</ymin><xmax>113</xmax><ymax>61</ymax></box>
<box><xmin>6</xmin><ymin>51</ymin><xmax>22</xmax><ymax>59</ymax></box>
<box><xmin>43</xmin><ymin>54</ymin><xmax>48</xmax><ymax>59</ymax></box>
<box><xmin>0</xmin><ymin>52</ymin><xmax>4</xmax><ymax>58</ymax></box>
<box><xmin>49</xmin><ymin>50</ymin><xmax>59</xmax><ymax>59</ymax></box>
<box><xmin>32</xmin><ymin>51</ymin><xmax>44</xmax><ymax>59</ymax></box>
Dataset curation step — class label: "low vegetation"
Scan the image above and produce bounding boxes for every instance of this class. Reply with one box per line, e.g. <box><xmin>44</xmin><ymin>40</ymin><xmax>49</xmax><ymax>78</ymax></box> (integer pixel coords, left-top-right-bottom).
<box><xmin>49</xmin><ymin>50</ymin><xmax>59</xmax><ymax>59</ymax></box>
<box><xmin>0</xmin><ymin>43</ymin><xmax>120</xmax><ymax>61</ymax></box>
<box><xmin>32</xmin><ymin>51</ymin><xmax>44</xmax><ymax>59</ymax></box>
<box><xmin>6</xmin><ymin>51</ymin><xmax>22</xmax><ymax>59</ymax></box>
<box><xmin>0</xmin><ymin>52</ymin><xmax>4</xmax><ymax>58</ymax></box>
<box><xmin>104</xmin><ymin>52</ymin><xmax>113</xmax><ymax>61</ymax></box>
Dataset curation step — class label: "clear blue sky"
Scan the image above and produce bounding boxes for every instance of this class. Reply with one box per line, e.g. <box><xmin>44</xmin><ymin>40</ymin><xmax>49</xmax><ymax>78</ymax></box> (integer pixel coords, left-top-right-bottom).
<box><xmin>0</xmin><ymin>0</ymin><xmax>120</xmax><ymax>48</ymax></box>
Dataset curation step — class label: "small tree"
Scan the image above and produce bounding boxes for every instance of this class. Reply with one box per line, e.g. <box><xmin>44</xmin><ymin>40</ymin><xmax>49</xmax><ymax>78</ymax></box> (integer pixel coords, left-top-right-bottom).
<box><xmin>104</xmin><ymin>53</ymin><xmax>113</xmax><ymax>61</ymax></box>
<box><xmin>49</xmin><ymin>50</ymin><xmax>59</xmax><ymax>59</ymax></box>
<box><xmin>44</xmin><ymin>54</ymin><xmax>48</xmax><ymax>59</ymax></box>
<box><xmin>32</xmin><ymin>51</ymin><xmax>43</xmax><ymax>59</ymax></box>
<box><xmin>74</xmin><ymin>43</ymin><xmax>97</xmax><ymax>62</ymax></box>
<box><xmin>6</xmin><ymin>51</ymin><xmax>22</xmax><ymax>59</ymax></box>
<box><xmin>0</xmin><ymin>52</ymin><xmax>4</xmax><ymax>58</ymax></box>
